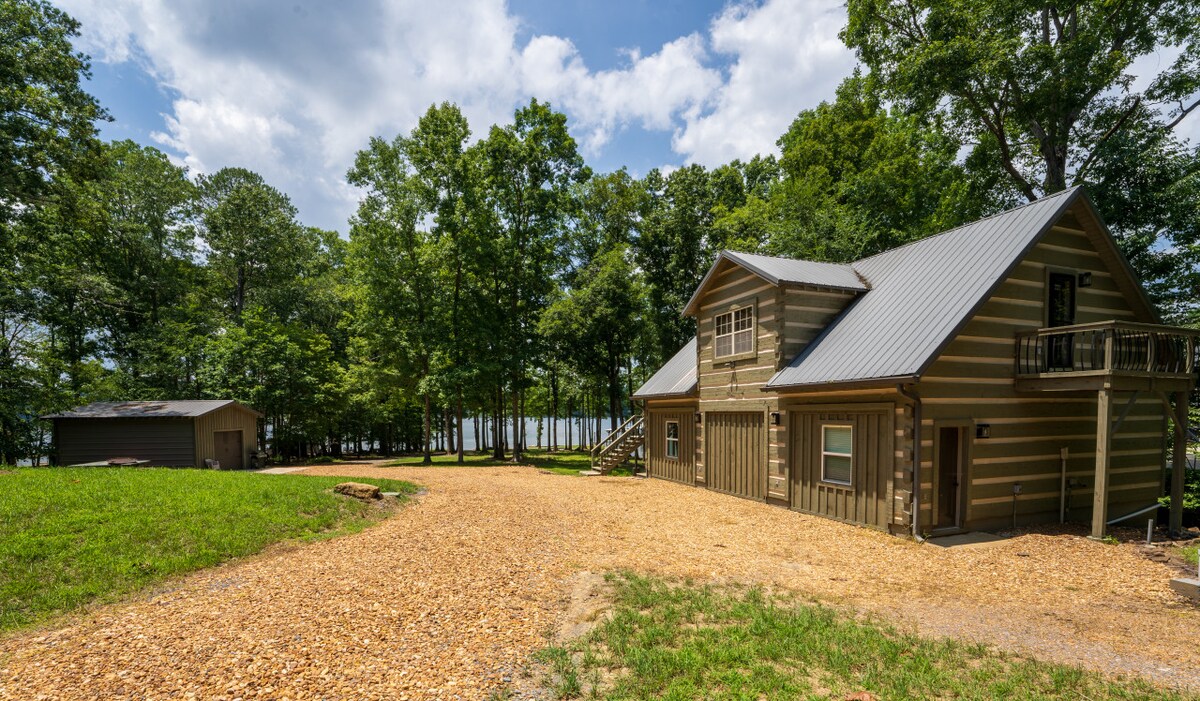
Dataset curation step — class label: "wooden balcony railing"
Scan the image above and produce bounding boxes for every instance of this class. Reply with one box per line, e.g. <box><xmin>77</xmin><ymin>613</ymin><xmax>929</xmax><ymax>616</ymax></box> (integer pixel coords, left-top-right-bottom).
<box><xmin>1015</xmin><ymin>321</ymin><xmax>1200</xmax><ymax>378</ymax></box>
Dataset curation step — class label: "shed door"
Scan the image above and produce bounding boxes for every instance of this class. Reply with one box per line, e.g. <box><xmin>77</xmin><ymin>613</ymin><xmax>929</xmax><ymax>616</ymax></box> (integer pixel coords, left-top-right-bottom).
<box><xmin>214</xmin><ymin>430</ymin><xmax>243</xmax><ymax>469</ymax></box>
<box><xmin>705</xmin><ymin>412</ymin><xmax>765</xmax><ymax>499</ymax></box>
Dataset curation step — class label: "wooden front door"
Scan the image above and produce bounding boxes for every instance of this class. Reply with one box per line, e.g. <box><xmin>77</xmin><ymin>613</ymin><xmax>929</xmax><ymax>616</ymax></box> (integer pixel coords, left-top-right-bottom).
<box><xmin>214</xmin><ymin>430</ymin><xmax>243</xmax><ymax>470</ymax></box>
<box><xmin>705</xmin><ymin>412</ymin><xmax>765</xmax><ymax>499</ymax></box>
<box><xmin>935</xmin><ymin>426</ymin><xmax>965</xmax><ymax>529</ymax></box>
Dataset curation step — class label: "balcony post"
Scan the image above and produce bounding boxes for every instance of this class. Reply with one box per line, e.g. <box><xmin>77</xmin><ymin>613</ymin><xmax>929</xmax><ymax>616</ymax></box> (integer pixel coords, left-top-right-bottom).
<box><xmin>1102</xmin><ymin>328</ymin><xmax>1114</xmax><ymax>373</ymax></box>
<box><xmin>1091</xmin><ymin>387</ymin><xmax>1113</xmax><ymax>539</ymax></box>
<box><xmin>1170</xmin><ymin>390</ymin><xmax>1188</xmax><ymax>534</ymax></box>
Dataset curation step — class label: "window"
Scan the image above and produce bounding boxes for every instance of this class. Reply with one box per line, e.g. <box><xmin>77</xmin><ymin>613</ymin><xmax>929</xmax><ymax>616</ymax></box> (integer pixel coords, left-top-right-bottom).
<box><xmin>821</xmin><ymin>425</ymin><xmax>853</xmax><ymax>485</ymax></box>
<box><xmin>714</xmin><ymin>306</ymin><xmax>754</xmax><ymax>359</ymax></box>
<box><xmin>665</xmin><ymin>420</ymin><xmax>680</xmax><ymax>459</ymax></box>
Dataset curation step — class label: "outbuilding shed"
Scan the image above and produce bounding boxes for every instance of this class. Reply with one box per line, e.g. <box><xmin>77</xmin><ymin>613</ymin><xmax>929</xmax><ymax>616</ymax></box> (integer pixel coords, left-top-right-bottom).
<box><xmin>43</xmin><ymin>400</ymin><xmax>262</xmax><ymax>469</ymax></box>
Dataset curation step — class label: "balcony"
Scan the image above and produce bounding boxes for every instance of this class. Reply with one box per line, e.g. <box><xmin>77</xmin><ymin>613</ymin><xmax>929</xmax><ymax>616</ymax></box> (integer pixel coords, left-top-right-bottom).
<box><xmin>1015</xmin><ymin>321</ymin><xmax>1200</xmax><ymax>392</ymax></box>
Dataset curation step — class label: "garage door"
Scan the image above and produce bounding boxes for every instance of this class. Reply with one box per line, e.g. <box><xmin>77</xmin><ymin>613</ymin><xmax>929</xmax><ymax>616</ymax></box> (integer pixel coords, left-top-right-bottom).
<box><xmin>705</xmin><ymin>412</ymin><xmax>765</xmax><ymax>499</ymax></box>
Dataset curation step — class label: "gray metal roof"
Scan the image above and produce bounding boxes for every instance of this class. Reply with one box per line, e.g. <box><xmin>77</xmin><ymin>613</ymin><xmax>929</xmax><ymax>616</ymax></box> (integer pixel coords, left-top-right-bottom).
<box><xmin>43</xmin><ymin>400</ymin><xmax>260</xmax><ymax>419</ymax></box>
<box><xmin>683</xmin><ymin>251</ymin><xmax>866</xmax><ymax>315</ymax></box>
<box><xmin>767</xmin><ymin>187</ymin><xmax>1082</xmax><ymax>388</ymax></box>
<box><xmin>633</xmin><ymin>337</ymin><xmax>698</xmax><ymax>399</ymax></box>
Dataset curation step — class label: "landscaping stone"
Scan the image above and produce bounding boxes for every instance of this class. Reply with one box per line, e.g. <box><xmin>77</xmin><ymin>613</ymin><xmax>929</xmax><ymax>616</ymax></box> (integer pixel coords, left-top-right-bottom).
<box><xmin>332</xmin><ymin>481</ymin><xmax>380</xmax><ymax>500</ymax></box>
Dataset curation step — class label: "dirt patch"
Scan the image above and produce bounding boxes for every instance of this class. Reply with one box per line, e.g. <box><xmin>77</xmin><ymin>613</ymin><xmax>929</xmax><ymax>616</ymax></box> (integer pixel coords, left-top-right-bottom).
<box><xmin>2</xmin><ymin>464</ymin><xmax>1198</xmax><ymax>698</ymax></box>
<box><xmin>556</xmin><ymin>571</ymin><xmax>612</xmax><ymax>642</ymax></box>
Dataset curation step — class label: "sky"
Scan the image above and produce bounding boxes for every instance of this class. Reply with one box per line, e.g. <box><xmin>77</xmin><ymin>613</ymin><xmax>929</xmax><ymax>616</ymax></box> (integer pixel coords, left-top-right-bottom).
<box><xmin>57</xmin><ymin>0</ymin><xmax>857</xmax><ymax>232</ymax></box>
<box><xmin>55</xmin><ymin>1</ymin><xmax>1195</xmax><ymax>235</ymax></box>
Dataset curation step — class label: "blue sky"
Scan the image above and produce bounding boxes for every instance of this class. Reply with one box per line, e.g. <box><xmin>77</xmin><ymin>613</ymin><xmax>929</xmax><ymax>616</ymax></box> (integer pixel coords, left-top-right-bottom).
<box><xmin>59</xmin><ymin>0</ymin><xmax>857</xmax><ymax>232</ymax></box>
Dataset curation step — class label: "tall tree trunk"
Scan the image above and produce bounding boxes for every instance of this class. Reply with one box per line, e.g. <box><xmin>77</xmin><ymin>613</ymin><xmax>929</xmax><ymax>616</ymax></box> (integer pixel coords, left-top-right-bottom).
<box><xmin>511</xmin><ymin>374</ymin><xmax>523</xmax><ymax>463</ymax></box>
<box><xmin>492</xmin><ymin>383</ymin><xmax>505</xmax><ymax>459</ymax></box>
<box><xmin>422</xmin><ymin>394</ymin><xmax>432</xmax><ymax>464</ymax></box>
<box><xmin>550</xmin><ymin>369</ymin><xmax>559</xmax><ymax>452</ymax></box>
<box><xmin>456</xmin><ymin>395</ymin><xmax>465</xmax><ymax>463</ymax></box>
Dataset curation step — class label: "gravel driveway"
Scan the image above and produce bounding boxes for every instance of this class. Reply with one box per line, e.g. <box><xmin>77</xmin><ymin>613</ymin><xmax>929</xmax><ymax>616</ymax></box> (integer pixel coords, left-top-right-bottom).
<box><xmin>2</xmin><ymin>464</ymin><xmax>1197</xmax><ymax>699</ymax></box>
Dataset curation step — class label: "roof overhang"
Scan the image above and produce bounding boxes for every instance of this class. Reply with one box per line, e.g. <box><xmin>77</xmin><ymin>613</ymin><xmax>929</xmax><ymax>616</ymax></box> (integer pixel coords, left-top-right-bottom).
<box><xmin>764</xmin><ymin>374</ymin><xmax>920</xmax><ymax>393</ymax></box>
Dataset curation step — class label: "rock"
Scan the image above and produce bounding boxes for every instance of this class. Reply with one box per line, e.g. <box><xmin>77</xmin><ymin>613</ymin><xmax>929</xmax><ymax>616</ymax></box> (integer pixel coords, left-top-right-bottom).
<box><xmin>333</xmin><ymin>482</ymin><xmax>381</xmax><ymax>500</ymax></box>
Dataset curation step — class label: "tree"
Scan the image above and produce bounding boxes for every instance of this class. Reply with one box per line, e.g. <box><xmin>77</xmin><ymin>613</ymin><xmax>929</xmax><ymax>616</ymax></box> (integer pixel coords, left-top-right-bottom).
<box><xmin>842</xmin><ymin>0</ymin><xmax>1200</xmax><ymax>316</ymax></box>
<box><xmin>0</xmin><ymin>0</ymin><xmax>105</xmax><ymax>223</ymax></box>
<box><xmin>480</xmin><ymin>99</ymin><xmax>589</xmax><ymax>462</ymax></box>
<box><xmin>843</xmin><ymin>0</ymin><xmax>1199</xmax><ymax>197</ymax></box>
<box><xmin>93</xmin><ymin>140</ymin><xmax>202</xmax><ymax>396</ymax></box>
<box><xmin>634</xmin><ymin>165</ymin><xmax>714</xmax><ymax>365</ymax></box>
<box><xmin>540</xmin><ymin>246</ymin><xmax>643</xmax><ymax>433</ymax></box>
<box><xmin>197</xmin><ymin>168</ymin><xmax>306</xmax><ymax>319</ymax></box>
<box><xmin>764</xmin><ymin>73</ymin><xmax>987</xmax><ymax>261</ymax></box>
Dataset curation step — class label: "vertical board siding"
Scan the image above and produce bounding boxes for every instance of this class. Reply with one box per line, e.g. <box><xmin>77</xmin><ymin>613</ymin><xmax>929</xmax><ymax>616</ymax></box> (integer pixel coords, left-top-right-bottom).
<box><xmin>919</xmin><ymin>211</ymin><xmax>1169</xmax><ymax>531</ymax></box>
<box><xmin>194</xmin><ymin>406</ymin><xmax>259</xmax><ymax>469</ymax></box>
<box><xmin>789</xmin><ymin>409</ymin><xmax>893</xmax><ymax>530</ymax></box>
<box><xmin>55</xmin><ymin>418</ymin><xmax>195</xmax><ymax>467</ymax></box>
<box><xmin>646</xmin><ymin>405</ymin><xmax>696</xmax><ymax>485</ymax></box>
<box><xmin>705</xmin><ymin>412</ymin><xmax>766</xmax><ymax>499</ymax></box>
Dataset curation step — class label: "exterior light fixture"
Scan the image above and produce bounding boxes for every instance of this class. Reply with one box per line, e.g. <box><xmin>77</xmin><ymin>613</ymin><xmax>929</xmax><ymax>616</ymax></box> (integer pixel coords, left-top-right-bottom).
<box><xmin>1077</xmin><ymin>272</ymin><xmax>1092</xmax><ymax>287</ymax></box>
<box><xmin>770</xmin><ymin>411</ymin><xmax>782</xmax><ymax>426</ymax></box>
<box><xmin>976</xmin><ymin>423</ymin><xmax>991</xmax><ymax>439</ymax></box>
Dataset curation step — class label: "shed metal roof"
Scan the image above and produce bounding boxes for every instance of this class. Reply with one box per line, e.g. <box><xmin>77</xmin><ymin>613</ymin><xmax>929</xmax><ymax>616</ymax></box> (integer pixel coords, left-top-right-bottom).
<box><xmin>682</xmin><ymin>251</ymin><xmax>866</xmax><ymax>315</ymax></box>
<box><xmin>43</xmin><ymin>400</ymin><xmax>261</xmax><ymax>419</ymax></box>
<box><xmin>767</xmin><ymin>187</ymin><xmax>1081</xmax><ymax>388</ymax></box>
<box><xmin>633</xmin><ymin>337</ymin><xmax>698</xmax><ymax>399</ymax></box>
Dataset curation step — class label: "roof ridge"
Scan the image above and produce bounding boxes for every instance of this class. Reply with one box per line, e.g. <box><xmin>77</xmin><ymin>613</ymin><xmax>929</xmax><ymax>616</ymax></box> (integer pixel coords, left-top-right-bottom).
<box><xmin>723</xmin><ymin>249</ymin><xmax>855</xmax><ymax>267</ymax></box>
<box><xmin>852</xmin><ymin>186</ymin><xmax>1081</xmax><ymax>266</ymax></box>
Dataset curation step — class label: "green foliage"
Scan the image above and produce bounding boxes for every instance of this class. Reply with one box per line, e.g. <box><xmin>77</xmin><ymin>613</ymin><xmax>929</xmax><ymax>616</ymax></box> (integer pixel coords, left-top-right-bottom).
<box><xmin>842</xmin><ymin>0</ymin><xmax>1200</xmax><ymax>316</ymax></box>
<box><xmin>549</xmin><ymin>572</ymin><xmax>1188</xmax><ymax>700</ymax></box>
<box><xmin>0</xmin><ymin>0</ymin><xmax>106</xmax><ymax>221</ymax></box>
<box><xmin>1158</xmin><ymin>467</ymin><xmax>1200</xmax><ymax>521</ymax></box>
<box><xmin>767</xmin><ymin>73</ymin><xmax>986</xmax><ymax>261</ymax></box>
<box><xmin>0</xmin><ymin>467</ymin><xmax>416</xmax><ymax>630</ymax></box>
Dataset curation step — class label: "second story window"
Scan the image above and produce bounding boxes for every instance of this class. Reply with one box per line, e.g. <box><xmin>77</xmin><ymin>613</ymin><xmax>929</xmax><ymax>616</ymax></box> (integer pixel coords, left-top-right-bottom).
<box><xmin>715</xmin><ymin>306</ymin><xmax>754</xmax><ymax>358</ymax></box>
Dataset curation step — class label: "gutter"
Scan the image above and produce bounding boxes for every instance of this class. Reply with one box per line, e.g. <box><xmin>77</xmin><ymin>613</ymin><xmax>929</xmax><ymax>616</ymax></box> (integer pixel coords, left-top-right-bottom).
<box><xmin>897</xmin><ymin>383</ymin><xmax>923</xmax><ymax>539</ymax></box>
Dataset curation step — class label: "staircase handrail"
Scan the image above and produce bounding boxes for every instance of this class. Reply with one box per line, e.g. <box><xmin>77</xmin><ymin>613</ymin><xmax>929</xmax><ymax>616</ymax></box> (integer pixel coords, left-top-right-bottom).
<box><xmin>590</xmin><ymin>415</ymin><xmax>643</xmax><ymax>467</ymax></box>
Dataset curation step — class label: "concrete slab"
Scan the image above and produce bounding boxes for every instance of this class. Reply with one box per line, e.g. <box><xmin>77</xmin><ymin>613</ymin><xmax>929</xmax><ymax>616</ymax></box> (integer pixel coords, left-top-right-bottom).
<box><xmin>577</xmin><ymin>469</ymin><xmax>602</xmax><ymax>476</ymax></box>
<box><xmin>926</xmin><ymin>532</ymin><xmax>1009</xmax><ymax>549</ymax></box>
<box><xmin>1170</xmin><ymin>578</ymin><xmax>1200</xmax><ymax>602</ymax></box>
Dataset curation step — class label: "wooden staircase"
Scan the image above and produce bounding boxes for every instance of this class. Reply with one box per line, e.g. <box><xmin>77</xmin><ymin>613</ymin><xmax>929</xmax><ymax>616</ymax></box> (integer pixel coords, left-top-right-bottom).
<box><xmin>588</xmin><ymin>415</ymin><xmax>644</xmax><ymax>475</ymax></box>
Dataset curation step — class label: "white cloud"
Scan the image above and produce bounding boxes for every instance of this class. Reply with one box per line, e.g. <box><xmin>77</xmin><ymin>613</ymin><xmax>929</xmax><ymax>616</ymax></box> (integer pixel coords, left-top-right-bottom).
<box><xmin>673</xmin><ymin>0</ymin><xmax>856</xmax><ymax>166</ymax></box>
<box><xmin>58</xmin><ymin>0</ymin><xmax>856</xmax><ymax>230</ymax></box>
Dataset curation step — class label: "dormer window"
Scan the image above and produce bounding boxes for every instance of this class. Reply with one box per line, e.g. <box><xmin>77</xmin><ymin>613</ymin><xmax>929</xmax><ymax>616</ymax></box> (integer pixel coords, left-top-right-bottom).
<box><xmin>715</xmin><ymin>306</ymin><xmax>754</xmax><ymax>359</ymax></box>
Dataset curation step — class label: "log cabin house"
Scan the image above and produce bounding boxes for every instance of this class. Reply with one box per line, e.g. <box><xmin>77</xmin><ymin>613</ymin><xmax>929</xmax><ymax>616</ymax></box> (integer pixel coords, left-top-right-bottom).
<box><xmin>610</xmin><ymin>187</ymin><xmax>1195</xmax><ymax>539</ymax></box>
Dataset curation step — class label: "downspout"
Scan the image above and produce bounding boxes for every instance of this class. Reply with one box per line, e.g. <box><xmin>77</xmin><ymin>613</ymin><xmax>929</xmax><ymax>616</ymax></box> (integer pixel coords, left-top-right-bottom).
<box><xmin>897</xmin><ymin>383</ymin><xmax>923</xmax><ymax>540</ymax></box>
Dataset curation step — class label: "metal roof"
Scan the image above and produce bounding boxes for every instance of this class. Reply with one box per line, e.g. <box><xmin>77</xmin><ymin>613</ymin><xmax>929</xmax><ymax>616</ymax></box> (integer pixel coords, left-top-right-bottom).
<box><xmin>767</xmin><ymin>187</ymin><xmax>1082</xmax><ymax>388</ymax></box>
<box><xmin>633</xmin><ymin>337</ymin><xmax>698</xmax><ymax>399</ymax></box>
<box><xmin>42</xmin><ymin>400</ymin><xmax>261</xmax><ymax>419</ymax></box>
<box><xmin>682</xmin><ymin>251</ymin><xmax>866</xmax><ymax>315</ymax></box>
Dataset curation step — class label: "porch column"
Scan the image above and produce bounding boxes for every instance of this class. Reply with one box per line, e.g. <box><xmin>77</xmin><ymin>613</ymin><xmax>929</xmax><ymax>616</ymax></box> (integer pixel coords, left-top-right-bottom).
<box><xmin>1091</xmin><ymin>387</ymin><xmax>1113</xmax><ymax>539</ymax></box>
<box><xmin>1170</xmin><ymin>390</ymin><xmax>1189</xmax><ymax>534</ymax></box>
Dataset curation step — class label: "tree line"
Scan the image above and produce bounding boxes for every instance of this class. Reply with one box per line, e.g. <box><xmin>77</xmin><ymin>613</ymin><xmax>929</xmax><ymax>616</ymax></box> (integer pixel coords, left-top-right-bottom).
<box><xmin>1</xmin><ymin>0</ymin><xmax>1196</xmax><ymax>465</ymax></box>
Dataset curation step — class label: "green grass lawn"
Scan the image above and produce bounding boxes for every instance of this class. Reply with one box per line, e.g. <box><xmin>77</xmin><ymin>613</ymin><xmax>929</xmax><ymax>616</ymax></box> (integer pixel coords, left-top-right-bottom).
<box><xmin>386</xmin><ymin>448</ymin><xmax>636</xmax><ymax>476</ymax></box>
<box><xmin>1183</xmin><ymin>545</ymin><xmax>1198</xmax><ymax>567</ymax></box>
<box><xmin>533</xmin><ymin>573</ymin><xmax>1193</xmax><ymax>701</ymax></box>
<box><xmin>0</xmin><ymin>467</ymin><xmax>416</xmax><ymax>632</ymax></box>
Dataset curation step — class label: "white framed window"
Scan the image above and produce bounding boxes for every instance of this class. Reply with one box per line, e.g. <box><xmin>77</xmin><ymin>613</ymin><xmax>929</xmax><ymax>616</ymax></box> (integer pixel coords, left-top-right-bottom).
<box><xmin>665</xmin><ymin>420</ymin><xmax>680</xmax><ymax>459</ymax></box>
<box><xmin>821</xmin><ymin>424</ymin><xmax>853</xmax><ymax>485</ymax></box>
<box><xmin>714</xmin><ymin>305</ymin><xmax>754</xmax><ymax>359</ymax></box>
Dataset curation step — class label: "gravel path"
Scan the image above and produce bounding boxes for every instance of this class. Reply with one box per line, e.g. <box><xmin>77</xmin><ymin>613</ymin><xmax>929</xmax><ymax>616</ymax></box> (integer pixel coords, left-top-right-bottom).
<box><xmin>2</xmin><ymin>465</ymin><xmax>1197</xmax><ymax>699</ymax></box>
